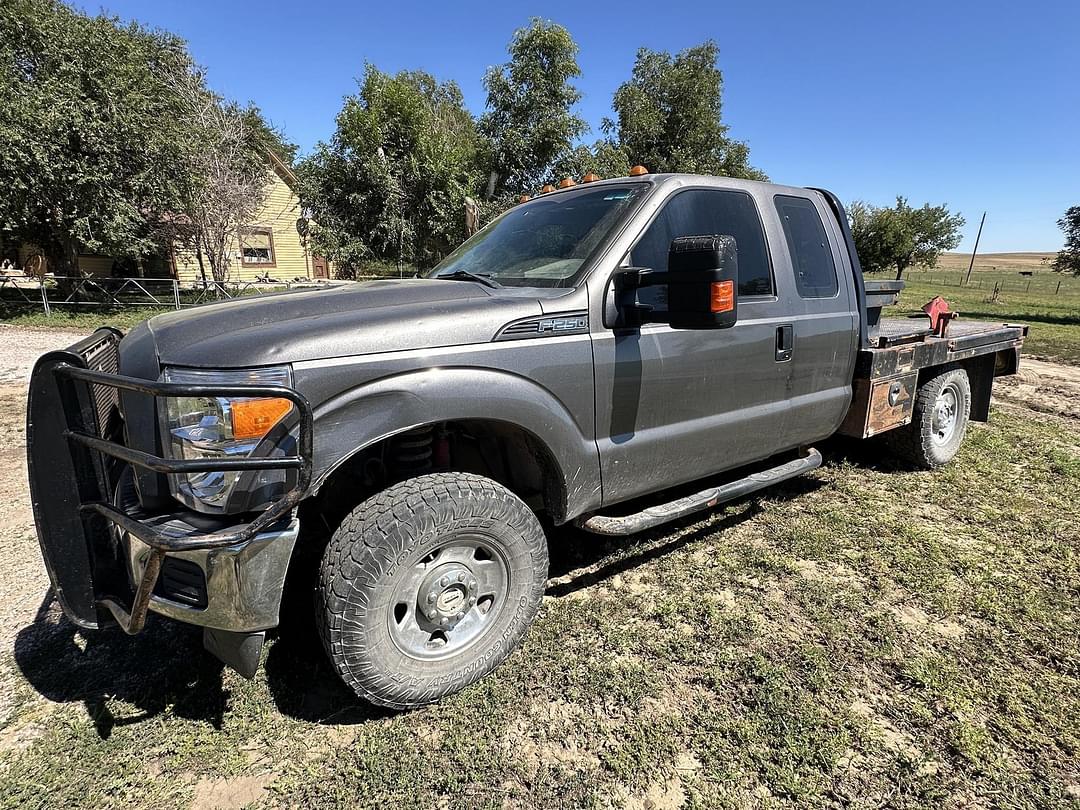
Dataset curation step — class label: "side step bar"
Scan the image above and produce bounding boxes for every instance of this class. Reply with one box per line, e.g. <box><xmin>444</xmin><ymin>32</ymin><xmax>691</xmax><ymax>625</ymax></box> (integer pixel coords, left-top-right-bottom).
<box><xmin>579</xmin><ymin>448</ymin><xmax>822</xmax><ymax>536</ymax></box>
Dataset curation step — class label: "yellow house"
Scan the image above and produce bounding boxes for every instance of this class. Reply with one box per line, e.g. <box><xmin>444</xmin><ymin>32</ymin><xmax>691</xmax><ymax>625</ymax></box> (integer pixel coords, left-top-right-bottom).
<box><xmin>170</xmin><ymin>152</ymin><xmax>329</xmax><ymax>284</ymax></box>
<box><xmin>4</xmin><ymin>152</ymin><xmax>328</xmax><ymax>283</ymax></box>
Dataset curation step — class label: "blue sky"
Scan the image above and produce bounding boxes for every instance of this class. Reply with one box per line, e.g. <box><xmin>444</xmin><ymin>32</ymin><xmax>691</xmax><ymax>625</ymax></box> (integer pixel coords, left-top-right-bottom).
<box><xmin>81</xmin><ymin>0</ymin><xmax>1077</xmax><ymax>252</ymax></box>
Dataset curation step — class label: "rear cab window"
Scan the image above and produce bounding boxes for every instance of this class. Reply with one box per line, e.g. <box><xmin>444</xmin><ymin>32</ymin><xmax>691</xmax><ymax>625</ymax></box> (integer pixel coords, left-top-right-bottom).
<box><xmin>630</xmin><ymin>188</ymin><xmax>774</xmax><ymax>297</ymax></box>
<box><xmin>773</xmin><ymin>195</ymin><xmax>838</xmax><ymax>298</ymax></box>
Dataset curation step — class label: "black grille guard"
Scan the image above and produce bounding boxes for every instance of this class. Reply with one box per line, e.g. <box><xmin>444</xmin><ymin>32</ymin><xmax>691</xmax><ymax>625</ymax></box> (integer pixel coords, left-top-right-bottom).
<box><xmin>27</xmin><ymin>328</ymin><xmax>313</xmax><ymax>635</ymax></box>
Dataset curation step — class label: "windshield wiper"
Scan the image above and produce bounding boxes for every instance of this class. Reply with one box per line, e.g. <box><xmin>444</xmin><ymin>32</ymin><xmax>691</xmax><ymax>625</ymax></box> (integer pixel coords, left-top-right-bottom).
<box><xmin>433</xmin><ymin>269</ymin><xmax>502</xmax><ymax>289</ymax></box>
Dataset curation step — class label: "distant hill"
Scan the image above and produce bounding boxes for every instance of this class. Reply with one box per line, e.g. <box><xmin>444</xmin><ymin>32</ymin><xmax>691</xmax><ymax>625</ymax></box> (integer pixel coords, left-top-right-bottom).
<box><xmin>935</xmin><ymin>252</ymin><xmax>1057</xmax><ymax>273</ymax></box>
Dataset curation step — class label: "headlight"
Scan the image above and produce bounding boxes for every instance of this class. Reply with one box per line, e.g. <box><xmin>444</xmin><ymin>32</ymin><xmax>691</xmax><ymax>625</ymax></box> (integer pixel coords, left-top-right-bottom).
<box><xmin>159</xmin><ymin>366</ymin><xmax>296</xmax><ymax>514</ymax></box>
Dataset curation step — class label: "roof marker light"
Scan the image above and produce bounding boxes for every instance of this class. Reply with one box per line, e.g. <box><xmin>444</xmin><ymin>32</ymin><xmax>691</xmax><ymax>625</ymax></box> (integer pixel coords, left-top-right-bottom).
<box><xmin>541</xmin><ymin>184</ymin><xmax>555</xmax><ymax>193</ymax></box>
<box><xmin>557</xmin><ymin>177</ymin><xmax>576</xmax><ymax>188</ymax></box>
<box><xmin>629</xmin><ymin>165</ymin><xmax>649</xmax><ymax>176</ymax></box>
<box><xmin>582</xmin><ymin>172</ymin><xmax>600</xmax><ymax>183</ymax></box>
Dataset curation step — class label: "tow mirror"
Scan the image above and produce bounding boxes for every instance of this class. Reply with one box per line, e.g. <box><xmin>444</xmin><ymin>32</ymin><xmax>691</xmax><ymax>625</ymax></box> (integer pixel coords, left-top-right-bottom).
<box><xmin>611</xmin><ymin>234</ymin><xmax>738</xmax><ymax>329</ymax></box>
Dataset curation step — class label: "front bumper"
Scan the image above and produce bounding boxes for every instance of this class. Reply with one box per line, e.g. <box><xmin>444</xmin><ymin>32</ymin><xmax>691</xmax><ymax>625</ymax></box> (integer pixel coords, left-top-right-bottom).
<box><xmin>121</xmin><ymin>476</ymin><xmax>300</xmax><ymax>633</ymax></box>
<box><xmin>26</xmin><ymin>328</ymin><xmax>312</xmax><ymax>645</ymax></box>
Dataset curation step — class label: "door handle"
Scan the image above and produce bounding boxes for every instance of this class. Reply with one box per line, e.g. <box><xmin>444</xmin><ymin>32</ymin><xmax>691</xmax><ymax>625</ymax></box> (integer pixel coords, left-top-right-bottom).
<box><xmin>775</xmin><ymin>324</ymin><xmax>793</xmax><ymax>362</ymax></box>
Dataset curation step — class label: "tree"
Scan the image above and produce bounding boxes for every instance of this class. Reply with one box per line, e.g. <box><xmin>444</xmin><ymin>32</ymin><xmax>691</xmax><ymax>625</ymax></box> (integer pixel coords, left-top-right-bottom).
<box><xmin>298</xmin><ymin>65</ymin><xmax>484</xmax><ymax>273</ymax></box>
<box><xmin>480</xmin><ymin>19</ymin><xmax>587</xmax><ymax>197</ymax></box>
<box><xmin>850</xmin><ymin>197</ymin><xmax>965</xmax><ymax>279</ymax></box>
<box><xmin>1052</xmin><ymin>206</ymin><xmax>1080</xmax><ymax>276</ymax></box>
<box><xmin>550</xmin><ymin>140</ymin><xmax>631</xmax><ymax>184</ymax></box>
<box><xmin>164</xmin><ymin>70</ymin><xmax>272</xmax><ymax>285</ymax></box>
<box><xmin>605</xmin><ymin>41</ymin><xmax>764</xmax><ymax>180</ymax></box>
<box><xmin>0</xmin><ymin>0</ymin><xmax>196</xmax><ymax>274</ymax></box>
<box><xmin>242</xmin><ymin>107</ymin><xmax>298</xmax><ymax>166</ymax></box>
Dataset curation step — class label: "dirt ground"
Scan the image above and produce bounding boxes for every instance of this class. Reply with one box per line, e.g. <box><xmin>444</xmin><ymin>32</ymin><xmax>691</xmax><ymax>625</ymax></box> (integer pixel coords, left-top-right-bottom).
<box><xmin>994</xmin><ymin>356</ymin><xmax>1080</xmax><ymax>421</ymax></box>
<box><xmin>0</xmin><ymin>328</ymin><xmax>91</xmax><ymax>654</ymax></box>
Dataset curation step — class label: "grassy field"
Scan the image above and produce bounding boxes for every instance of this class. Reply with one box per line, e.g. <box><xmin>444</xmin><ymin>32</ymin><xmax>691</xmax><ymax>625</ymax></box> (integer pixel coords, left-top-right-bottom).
<box><xmin>934</xmin><ymin>251</ymin><xmax>1057</xmax><ymax>274</ymax></box>
<box><xmin>1</xmin><ymin>401</ymin><xmax>1077</xmax><ymax>808</ymax></box>
<box><xmin>881</xmin><ymin>275</ymin><xmax>1080</xmax><ymax>365</ymax></box>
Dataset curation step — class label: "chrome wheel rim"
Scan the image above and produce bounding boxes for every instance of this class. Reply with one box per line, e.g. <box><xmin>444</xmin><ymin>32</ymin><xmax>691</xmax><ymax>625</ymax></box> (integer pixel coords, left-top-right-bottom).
<box><xmin>386</xmin><ymin>534</ymin><xmax>510</xmax><ymax>661</ymax></box>
<box><xmin>931</xmin><ymin>383</ymin><xmax>961</xmax><ymax>445</ymax></box>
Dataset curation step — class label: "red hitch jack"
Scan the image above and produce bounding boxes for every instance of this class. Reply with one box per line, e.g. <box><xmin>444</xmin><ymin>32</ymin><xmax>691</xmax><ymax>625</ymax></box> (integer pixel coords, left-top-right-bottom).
<box><xmin>922</xmin><ymin>296</ymin><xmax>958</xmax><ymax>337</ymax></box>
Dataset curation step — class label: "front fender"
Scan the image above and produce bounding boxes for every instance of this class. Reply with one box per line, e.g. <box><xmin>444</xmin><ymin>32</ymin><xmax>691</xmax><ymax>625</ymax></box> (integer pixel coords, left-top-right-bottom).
<box><xmin>304</xmin><ymin>367</ymin><xmax>603</xmax><ymax>521</ymax></box>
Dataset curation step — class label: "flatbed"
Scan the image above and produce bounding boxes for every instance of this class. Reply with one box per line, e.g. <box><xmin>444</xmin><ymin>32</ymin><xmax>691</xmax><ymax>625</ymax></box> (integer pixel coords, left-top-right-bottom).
<box><xmin>842</xmin><ymin>315</ymin><xmax>1027</xmax><ymax>438</ymax></box>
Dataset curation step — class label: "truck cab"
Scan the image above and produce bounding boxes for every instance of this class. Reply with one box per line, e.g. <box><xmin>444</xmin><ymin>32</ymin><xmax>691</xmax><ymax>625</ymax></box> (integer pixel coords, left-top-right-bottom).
<box><xmin>27</xmin><ymin>173</ymin><xmax>1026</xmax><ymax>709</ymax></box>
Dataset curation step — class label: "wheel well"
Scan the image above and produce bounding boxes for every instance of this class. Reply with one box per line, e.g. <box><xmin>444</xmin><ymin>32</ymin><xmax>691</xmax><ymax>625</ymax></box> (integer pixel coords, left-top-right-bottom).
<box><xmin>917</xmin><ymin>354</ymin><xmax>1001</xmax><ymax>424</ymax></box>
<box><xmin>304</xmin><ymin>420</ymin><xmax>567</xmax><ymax>537</ymax></box>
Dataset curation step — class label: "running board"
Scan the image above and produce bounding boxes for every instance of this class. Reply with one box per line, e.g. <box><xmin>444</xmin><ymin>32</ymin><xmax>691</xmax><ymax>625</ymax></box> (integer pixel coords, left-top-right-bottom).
<box><xmin>579</xmin><ymin>448</ymin><xmax>822</xmax><ymax>536</ymax></box>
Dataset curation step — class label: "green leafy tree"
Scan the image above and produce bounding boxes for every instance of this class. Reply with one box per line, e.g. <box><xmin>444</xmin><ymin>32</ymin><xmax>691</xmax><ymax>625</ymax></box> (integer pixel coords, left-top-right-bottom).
<box><xmin>0</xmin><ymin>0</ymin><xmax>197</xmax><ymax>274</ymax></box>
<box><xmin>550</xmin><ymin>140</ymin><xmax>631</xmax><ymax>184</ymax></box>
<box><xmin>605</xmin><ymin>41</ymin><xmax>764</xmax><ymax>180</ymax></box>
<box><xmin>1052</xmin><ymin>206</ymin><xmax>1080</xmax><ymax>275</ymax></box>
<box><xmin>850</xmin><ymin>197</ymin><xmax>965</xmax><ymax>279</ymax></box>
<box><xmin>242</xmin><ymin>107</ymin><xmax>299</xmax><ymax>166</ymax></box>
<box><xmin>480</xmin><ymin>19</ymin><xmax>587</xmax><ymax>197</ymax></box>
<box><xmin>298</xmin><ymin>65</ymin><xmax>483</xmax><ymax>272</ymax></box>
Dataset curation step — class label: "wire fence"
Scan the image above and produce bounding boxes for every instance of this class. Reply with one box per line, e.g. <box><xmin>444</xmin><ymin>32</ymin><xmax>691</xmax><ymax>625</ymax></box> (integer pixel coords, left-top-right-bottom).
<box><xmin>898</xmin><ymin>270</ymin><xmax>1080</xmax><ymax>296</ymax></box>
<box><xmin>0</xmin><ymin>275</ymin><xmax>381</xmax><ymax>315</ymax></box>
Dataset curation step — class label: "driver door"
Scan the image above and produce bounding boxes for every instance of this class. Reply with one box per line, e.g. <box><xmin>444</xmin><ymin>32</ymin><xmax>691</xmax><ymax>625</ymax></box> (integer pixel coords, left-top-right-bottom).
<box><xmin>591</xmin><ymin>187</ymin><xmax>794</xmax><ymax>506</ymax></box>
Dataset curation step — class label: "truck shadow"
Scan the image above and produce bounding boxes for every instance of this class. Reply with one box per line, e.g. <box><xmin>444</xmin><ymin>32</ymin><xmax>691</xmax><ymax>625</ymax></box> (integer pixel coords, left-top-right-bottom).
<box><xmin>261</xmin><ymin>553</ymin><xmax>392</xmax><ymax>726</ymax></box>
<box><xmin>12</xmin><ymin>593</ymin><xmax>227</xmax><ymax>739</ymax></box>
<box><xmin>545</xmin><ymin>475</ymin><xmax>826</xmax><ymax>596</ymax></box>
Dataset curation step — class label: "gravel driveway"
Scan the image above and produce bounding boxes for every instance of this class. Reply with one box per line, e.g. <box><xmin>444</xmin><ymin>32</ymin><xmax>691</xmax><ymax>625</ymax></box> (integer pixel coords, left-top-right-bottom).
<box><xmin>0</xmin><ymin>325</ymin><xmax>90</xmax><ymax>385</ymax></box>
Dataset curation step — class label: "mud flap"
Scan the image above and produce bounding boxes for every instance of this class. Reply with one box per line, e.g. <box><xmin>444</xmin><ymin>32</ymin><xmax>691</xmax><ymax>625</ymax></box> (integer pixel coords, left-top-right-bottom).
<box><xmin>203</xmin><ymin>628</ymin><xmax>265</xmax><ymax>679</ymax></box>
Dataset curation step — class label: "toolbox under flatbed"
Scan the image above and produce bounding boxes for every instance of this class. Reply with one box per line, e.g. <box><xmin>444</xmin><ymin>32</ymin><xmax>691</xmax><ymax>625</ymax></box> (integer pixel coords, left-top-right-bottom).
<box><xmin>839</xmin><ymin>316</ymin><xmax>1027</xmax><ymax>439</ymax></box>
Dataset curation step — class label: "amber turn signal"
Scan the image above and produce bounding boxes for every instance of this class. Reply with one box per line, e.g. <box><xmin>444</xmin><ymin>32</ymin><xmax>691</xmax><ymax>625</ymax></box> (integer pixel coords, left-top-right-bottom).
<box><xmin>629</xmin><ymin>165</ymin><xmax>649</xmax><ymax>176</ymax></box>
<box><xmin>582</xmin><ymin>172</ymin><xmax>600</xmax><ymax>183</ymax></box>
<box><xmin>231</xmin><ymin>397</ymin><xmax>293</xmax><ymax>440</ymax></box>
<box><xmin>541</xmin><ymin>184</ymin><xmax>555</xmax><ymax>193</ymax></box>
<box><xmin>557</xmin><ymin>177</ymin><xmax>576</xmax><ymax>188</ymax></box>
<box><xmin>710</xmin><ymin>280</ymin><xmax>734</xmax><ymax>313</ymax></box>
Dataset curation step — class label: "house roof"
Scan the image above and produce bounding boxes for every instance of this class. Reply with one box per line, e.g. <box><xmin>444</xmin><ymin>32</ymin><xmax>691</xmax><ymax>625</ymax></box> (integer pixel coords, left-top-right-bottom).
<box><xmin>266</xmin><ymin>149</ymin><xmax>299</xmax><ymax>188</ymax></box>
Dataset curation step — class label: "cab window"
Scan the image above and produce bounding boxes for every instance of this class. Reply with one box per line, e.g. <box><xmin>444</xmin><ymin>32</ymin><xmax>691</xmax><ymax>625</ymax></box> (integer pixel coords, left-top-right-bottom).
<box><xmin>774</xmin><ymin>195</ymin><xmax>838</xmax><ymax>298</ymax></box>
<box><xmin>630</xmin><ymin>189</ymin><xmax>773</xmax><ymax>296</ymax></box>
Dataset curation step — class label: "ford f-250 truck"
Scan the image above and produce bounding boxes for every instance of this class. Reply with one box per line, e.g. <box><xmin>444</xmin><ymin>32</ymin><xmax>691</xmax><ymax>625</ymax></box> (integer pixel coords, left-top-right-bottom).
<box><xmin>27</xmin><ymin>173</ymin><xmax>1027</xmax><ymax>709</ymax></box>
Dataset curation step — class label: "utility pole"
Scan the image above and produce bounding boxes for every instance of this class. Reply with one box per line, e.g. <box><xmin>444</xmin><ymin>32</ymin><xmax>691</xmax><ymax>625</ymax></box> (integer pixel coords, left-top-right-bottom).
<box><xmin>964</xmin><ymin>211</ymin><xmax>987</xmax><ymax>285</ymax></box>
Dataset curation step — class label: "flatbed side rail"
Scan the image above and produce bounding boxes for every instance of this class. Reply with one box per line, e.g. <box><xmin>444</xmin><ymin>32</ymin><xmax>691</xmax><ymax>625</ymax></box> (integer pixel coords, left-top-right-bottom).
<box><xmin>28</xmin><ymin>334</ymin><xmax>312</xmax><ymax>635</ymax></box>
<box><xmin>855</xmin><ymin>322</ymin><xmax>1027</xmax><ymax>381</ymax></box>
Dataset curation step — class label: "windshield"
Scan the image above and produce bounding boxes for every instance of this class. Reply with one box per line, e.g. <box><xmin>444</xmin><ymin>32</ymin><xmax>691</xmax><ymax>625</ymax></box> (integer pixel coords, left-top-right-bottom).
<box><xmin>428</xmin><ymin>184</ymin><xmax>647</xmax><ymax>287</ymax></box>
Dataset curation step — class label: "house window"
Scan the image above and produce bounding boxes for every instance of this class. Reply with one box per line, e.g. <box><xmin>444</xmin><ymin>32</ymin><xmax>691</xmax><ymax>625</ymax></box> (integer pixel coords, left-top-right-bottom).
<box><xmin>239</xmin><ymin>228</ymin><xmax>275</xmax><ymax>267</ymax></box>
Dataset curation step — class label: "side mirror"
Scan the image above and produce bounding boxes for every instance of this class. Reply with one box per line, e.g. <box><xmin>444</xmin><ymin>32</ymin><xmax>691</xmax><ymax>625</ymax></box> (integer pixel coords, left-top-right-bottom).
<box><xmin>611</xmin><ymin>234</ymin><xmax>738</xmax><ymax>329</ymax></box>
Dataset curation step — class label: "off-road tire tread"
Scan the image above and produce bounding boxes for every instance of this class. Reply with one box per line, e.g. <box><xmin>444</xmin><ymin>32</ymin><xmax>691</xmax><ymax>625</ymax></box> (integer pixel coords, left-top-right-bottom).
<box><xmin>316</xmin><ymin>472</ymin><xmax>548</xmax><ymax>709</ymax></box>
<box><xmin>885</xmin><ymin>365</ymin><xmax>971</xmax><ymax>469</ymax></box>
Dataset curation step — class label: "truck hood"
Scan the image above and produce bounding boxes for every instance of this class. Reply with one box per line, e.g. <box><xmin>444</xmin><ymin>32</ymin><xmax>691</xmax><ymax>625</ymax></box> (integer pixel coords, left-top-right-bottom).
<box><xmin>132</xmin><ymin>279</ymin><xmax>550</xmax><ymax>368</ymax></box>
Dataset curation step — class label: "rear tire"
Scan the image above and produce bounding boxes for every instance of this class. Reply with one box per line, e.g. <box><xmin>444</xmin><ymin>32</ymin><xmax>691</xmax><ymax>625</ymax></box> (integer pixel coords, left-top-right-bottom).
<box><xmin>317</xmin><ymin>472</ymin><xmax>548</xmax><ymax>709</ymax></box>
<box><xmin>885</xmin><ymin>366</ymin><xmax>971</xmax><ymax>469</ymax></box>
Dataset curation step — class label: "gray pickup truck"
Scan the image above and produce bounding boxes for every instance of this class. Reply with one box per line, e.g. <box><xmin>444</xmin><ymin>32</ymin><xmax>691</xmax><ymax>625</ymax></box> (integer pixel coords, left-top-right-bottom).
<box><xmin>28</xmin><ymin>173</ymin><xmax>1027</xmax><ymax>709</ymax></box>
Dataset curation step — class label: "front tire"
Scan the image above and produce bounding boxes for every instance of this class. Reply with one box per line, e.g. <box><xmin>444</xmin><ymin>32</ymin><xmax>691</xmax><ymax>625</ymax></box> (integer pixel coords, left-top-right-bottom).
<box><xmin>317</xmin><ymin>472</ymin><xmax>548</xmax><ymax>709</ymax></box>
<box><xmin>886</xmin><ymin>366</ymin><xmax>971</xmax><ymax>468</ymax></box>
